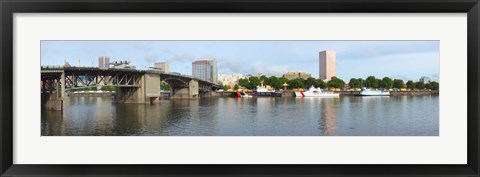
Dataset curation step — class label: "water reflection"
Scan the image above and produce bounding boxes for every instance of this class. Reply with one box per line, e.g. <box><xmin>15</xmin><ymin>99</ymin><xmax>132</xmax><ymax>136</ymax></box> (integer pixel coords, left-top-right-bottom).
<box><xmin>41</xmin><ymin>96</ymin><xmax>439</xmax><ymax>136</ymax></box>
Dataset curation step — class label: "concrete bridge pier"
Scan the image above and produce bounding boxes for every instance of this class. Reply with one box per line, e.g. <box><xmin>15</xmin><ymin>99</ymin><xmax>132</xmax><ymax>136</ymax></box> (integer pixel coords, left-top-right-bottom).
<box><xmin>41</xmin><ymin>72</ymin><xmax>65</xmax><ymax>111</ymax></box>
<box><xmin>115</xmin><ymin>73</ymin><xmax>162</xmax><ymax>104</ymax></box>
<box><xmin>145</xmin><ymin>73</ymin><xmax>162</xmax><ymax>103</ymax></box>
<box><xmin>170</xmin><ymin>80</ymin><xmax>199</xmax><ymax>99</ymax></box>
<box><xmin>200</xmin><ymin>91</ymin><xmax>222</xmax><ymax>97</ymax></box>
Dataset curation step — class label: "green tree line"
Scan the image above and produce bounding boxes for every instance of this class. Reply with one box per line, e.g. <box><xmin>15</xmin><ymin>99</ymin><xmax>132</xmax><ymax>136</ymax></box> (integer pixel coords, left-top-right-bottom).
<box><xmin>237</xmin><ymin>75</ymin><xmax>439</xmax><ymax>90</ymax></box>
<box><xmin>349</xmin><ymin>76</ymin><xmax>438</xmax><ymax>90</ymax></box>
<box><xmin>237</xmin><ymin>76</ymin><xmax>345</xmax><ymax>90</ymax></box>
<box><xmin>67</xmin><ymin>86</ymin><xmax>116</xmax><ymax>92</ymax></box>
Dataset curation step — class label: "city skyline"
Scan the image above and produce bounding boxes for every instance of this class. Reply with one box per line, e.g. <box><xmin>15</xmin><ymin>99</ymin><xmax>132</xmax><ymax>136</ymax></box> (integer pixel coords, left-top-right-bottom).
<box><xmin>41</xmin><ymin>40</ymin><xmax>439</xmax><ymax>81</ymax></box>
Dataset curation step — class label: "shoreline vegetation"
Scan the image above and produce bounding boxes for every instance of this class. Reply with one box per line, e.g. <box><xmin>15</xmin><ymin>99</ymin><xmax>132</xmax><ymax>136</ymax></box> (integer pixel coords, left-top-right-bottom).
<box><xmin>232</xmin><ymin>75</ymin><xmax>439</xmax><ymax>92</ymax></box>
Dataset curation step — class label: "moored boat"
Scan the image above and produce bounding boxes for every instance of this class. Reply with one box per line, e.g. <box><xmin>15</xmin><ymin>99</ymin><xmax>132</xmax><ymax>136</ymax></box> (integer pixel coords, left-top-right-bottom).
<box><xmin>255</xmin><ymin>86</ymin><xmax>282</xmax><ymax>97</ymax></box>
<box><xmin>231</xmin><ymin>92</ymin><xmax>253</xmax><ymax>98</ymax></box>
<box><xmin>357</xmin><ymin>88</ymin><xmax>390</xmax><ymax>96</ymax></box>
<box><xmin>294</xmin><ymin>86</ymin><xmax>339</xmax><ymax>97</ymax></box>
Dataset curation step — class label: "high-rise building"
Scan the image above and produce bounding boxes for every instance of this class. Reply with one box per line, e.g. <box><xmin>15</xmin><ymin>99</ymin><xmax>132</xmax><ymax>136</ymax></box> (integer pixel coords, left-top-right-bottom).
<box><xmin>282</xmin><ymin>72</ymin><xmax>312</xmax><ymax>80</ymax></box>
<box><xmin>98</xmin><ymin>56</ymin><xmax>110</xmax><ymax>69</ymax></box>
<box><xmin>154</xmin><ymin>62</ymin><xmax>169</xmax><ymax>73</ymax></box>
<box><xmin>192</xmin><ymin>58</ymin><xmax>217</xmax><ymax>83</ymax></box>
<box><xmin>319</xmin><ymin>50</ymin><xmax>336</xmax><ymax>81</ymax></box>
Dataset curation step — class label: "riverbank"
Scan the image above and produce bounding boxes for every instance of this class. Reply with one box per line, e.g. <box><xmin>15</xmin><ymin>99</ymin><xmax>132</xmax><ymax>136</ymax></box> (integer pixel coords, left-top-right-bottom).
<box><xmin>335</xmin><ymin>90</ymin><xmax>438</xmax><ymax>96</ymax></box>
<box><xmin>219</xmin><ymin>90</ymin><xmax>439</xmax><ymax>97</ymax></box>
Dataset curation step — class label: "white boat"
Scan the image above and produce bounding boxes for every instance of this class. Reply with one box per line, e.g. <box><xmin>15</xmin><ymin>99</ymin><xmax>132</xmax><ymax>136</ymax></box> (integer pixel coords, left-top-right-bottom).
<box><xmin>294</xmin><ymin>86</ymin><xmax>339</xmax><ymax>97</ymax></box>
<box><xmin>358</xmin><ymin>88</ymin><xmax>390</xmax><ymax>96</ymax></box>
<box><xmin>232</xmin><ymin>92</ymin><xmax>253</xmax><ymax>98</ymax></box>
<box><xmin>256</xmin><ymin>85</ymin><xmax>282</xmax><ymax>97</ymax></box>
<box><xmin>242</xmin><ymin>94</ymin><xmax>253</xmax><ymax>98</ymax></box>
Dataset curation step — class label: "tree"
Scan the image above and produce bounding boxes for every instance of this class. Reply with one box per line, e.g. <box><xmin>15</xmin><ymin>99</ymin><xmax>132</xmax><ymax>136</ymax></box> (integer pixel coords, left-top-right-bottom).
<box><xmin>376</xmin><ymin>79</ymin><xmax>383</xmax><ymax>89</ymax></box>
<box><xmin>249</xmin><ymin>77</ymin><xmax>262</xmax><ymax>89</ymax></box>
<box><xmin>430</xmin><ymin>81</ymin><xmax>439</xmax><ymax>90</ymax></box>
<box><xmin>278</xmin><ymin>77</ymin><xmax>289</xmax><ymax>88</ymax></box>
<box><xmin>223</xmin><ymin>85</ymin><xmax>231</xmax><ymax>91</ymax></box>
<box><xmin>406</xmin><ymin>80</ymin><xmax>415</xmax><ymax>89</ymax></box>
<box><xmin>381</xmin><ymin>77</ymin><xmax>393</xmax><ymax>89</ymax></box>
<box><xmin>358</xmin><ymin>78</ymin><xmax>364</xmax><ymax>88</ymax></box>
<box><xmin>393</xmin><ymin>79</ymin><xmax>405</xmax><ymax>88</ymax></box>
<box><xmin>415</xmin><ymin>81</ymin><xmax>425</xmax><ymax>90</ymax></box>
<box><xmin>234</xmin><ymin>84</ymin><xmax>239</xmax><ymax>90</ymax></box>
<box><xmin>304</xmin><ymin>77</ymin><xmax>318</xmax><ymax>88</ymax></box>
<box><xmin>425</xmin><ymin>83</ymin><xmax>432</xmax><ymax>90</ymax></box>
<box><xmin>349</xmin><ymin>78</ymin><xmax>361</xmax><ymax>88</ymax></box>
<box><xmin>160</xmin><ymin>83</ymin><xmax>170</xmax><ymax>91</ymax></box>
<box><xmin>238</xmin><ymin>78</ymin><xmax>250</xmax><ymax>88</ymax></box>
<box><xmin>260</xmin><ymin>75</ymin><xmax>268</xmax><ymax>85</ymax></box>
<box><xmin>287</xmin><ymin>78</ymin><xmax>304</xmax><ymax>89</ymax></box>
<box><xmin>316</xmin><ymin>79</ymin><xmax>327</xmax><ymax>89</ymax></box>
<box><xmin>327</xmin><ymin>76</ymin><xmax>345</xmax><ymax>89</ymax></box>
<box><xmin>365</xmin><ymin>76</ymin><xmax>379</xmax><ymax>88</ymax></box>
<box><xmin>268</xmin><ymin>76</ymin><xmax>281</xmax><ymax>89</ymax></box>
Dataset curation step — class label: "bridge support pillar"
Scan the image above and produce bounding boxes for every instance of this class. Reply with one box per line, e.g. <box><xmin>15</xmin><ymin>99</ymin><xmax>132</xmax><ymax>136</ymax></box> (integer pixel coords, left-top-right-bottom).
<box><xmin>115</xmin><ymin>73</ymin><xmax>163</xmax><ymax>104</ymax></box>
<box><xmin>115</xmin><ymin>75</ymin><xmax>146</xmax><ymax>103</ymax></box>
<box><xmin>42</xmin><ymin>92</ymin><xmax>63</xmax><ymax>111</ymax></box>
<box><xmin>41</xmin><ymin>72</ymin><xmax>64</xmax><ymax>111</ymax></box>
<box><xmin>61</xmin><ymin>71</ymin><xmax>65</xmax><ymax>98</ymax></box>
<box><xmin>144</xmin><ymin>73</ymin><xmax>162</xmax><ymax>103</ymax></box>
<box><xmin>171</xmin><ymin>80</ymin><xmax>199</xmax><ymax>99</ymax></box>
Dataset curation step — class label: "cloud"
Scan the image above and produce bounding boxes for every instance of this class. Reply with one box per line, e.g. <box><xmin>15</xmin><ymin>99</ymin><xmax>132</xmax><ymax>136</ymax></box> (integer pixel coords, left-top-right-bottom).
<box><xmin>337</xmin><ymin>41</ymin><xmax>439</xmax><ymax>61</ymax></box>
<box><xmin>337</xmin><ymin>51</ymin><xmax>439</xmax><ymax>81</ymax></box>
<box><xmin>168</xmin><ymin>53</ymin><xmax>196</xmax><ymax>63</ymax></box>
<box><xmin>430</xmin><ymin>74</ymin><xmax>439</xmax><ymax>82</ymax></box>
<box><xmin>144</xmin><ymin>53</ymin><xmax>160</xmax><ymax>64</ymax></box>
<box><xmin>217</xmin><ymin>57</ymin><xmax>244</xmax><ymax>73</ymax></box>
<box><xmin>249</xmin><ymin>62</ymin><xmax>290</xmax><ymax>76</ymax></box>
<box><xmin>216</xmin><ymin>57</ymin><xmax>290</xmax><ymax>76</ymax></box>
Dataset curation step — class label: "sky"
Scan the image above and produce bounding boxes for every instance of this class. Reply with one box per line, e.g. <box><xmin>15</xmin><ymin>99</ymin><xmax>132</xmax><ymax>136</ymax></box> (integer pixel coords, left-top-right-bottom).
<box><xmin>41</xmin><ymin>40</ymin><xmax>439</xmax><ymax>82</ymax></box>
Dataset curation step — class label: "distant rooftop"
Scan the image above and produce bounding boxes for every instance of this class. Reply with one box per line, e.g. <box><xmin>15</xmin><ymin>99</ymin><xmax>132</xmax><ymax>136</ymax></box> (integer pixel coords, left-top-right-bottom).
<box><xmin>285</xmin><ymin>71</ymin><xmax>308</xmax><ymax>74</ymax></box>
<box><xmin>193</xmin><ymin>58</ymin><xmax>216</xmax><ymax>63</ymax></box>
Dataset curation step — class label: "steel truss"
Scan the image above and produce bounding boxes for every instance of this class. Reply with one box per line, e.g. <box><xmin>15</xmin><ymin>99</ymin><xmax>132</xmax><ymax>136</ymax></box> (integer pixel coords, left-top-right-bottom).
<box><xmin>64</xmin><ymin>72</ymin><xmax>142</xmax><ymax>88</ymax></box>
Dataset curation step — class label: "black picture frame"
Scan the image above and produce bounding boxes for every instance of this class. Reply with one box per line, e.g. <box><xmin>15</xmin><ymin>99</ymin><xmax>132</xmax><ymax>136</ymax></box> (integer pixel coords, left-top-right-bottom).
<box><xmin>1</xmin><ymin>0</ymin><xmax>479</xmax><ymax>176</ymax></box>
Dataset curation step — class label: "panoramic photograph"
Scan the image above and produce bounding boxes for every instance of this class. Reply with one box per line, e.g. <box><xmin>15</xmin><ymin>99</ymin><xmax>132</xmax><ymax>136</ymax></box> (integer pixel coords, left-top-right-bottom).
<box><xmin>40</xmin><ymin>40</ymin><xmax>439</xmax><ymax>136</ymax></box>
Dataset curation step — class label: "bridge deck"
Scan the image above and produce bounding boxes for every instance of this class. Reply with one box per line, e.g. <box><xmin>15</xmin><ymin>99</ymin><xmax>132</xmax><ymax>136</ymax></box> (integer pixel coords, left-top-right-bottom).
<box><xmin>41</xmin><ymin>67</ymin><xmax>222</xmax><ymax>88</ymax></box>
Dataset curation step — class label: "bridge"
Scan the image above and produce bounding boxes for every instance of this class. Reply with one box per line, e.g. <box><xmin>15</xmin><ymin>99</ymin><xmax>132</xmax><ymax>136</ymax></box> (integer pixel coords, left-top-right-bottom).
<box><xmin>41</xmin><ymin>66</ymin><xmax>222</xmax><ymax>110</ymax></box>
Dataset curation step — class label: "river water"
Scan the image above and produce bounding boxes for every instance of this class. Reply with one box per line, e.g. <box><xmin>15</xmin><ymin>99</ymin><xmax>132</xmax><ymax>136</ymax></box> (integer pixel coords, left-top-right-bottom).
<box><xmin>41</xmin><ymin>96</ymin><xmax>439</xmax><ymax>136</ymax></box>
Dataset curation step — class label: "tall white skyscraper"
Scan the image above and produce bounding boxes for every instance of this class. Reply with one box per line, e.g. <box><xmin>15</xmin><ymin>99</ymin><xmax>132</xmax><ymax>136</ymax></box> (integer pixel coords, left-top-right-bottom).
<box><xmin>319</xmin><ymin>50</ymin><xmax>336</xmax><ymax>81</ymax></box>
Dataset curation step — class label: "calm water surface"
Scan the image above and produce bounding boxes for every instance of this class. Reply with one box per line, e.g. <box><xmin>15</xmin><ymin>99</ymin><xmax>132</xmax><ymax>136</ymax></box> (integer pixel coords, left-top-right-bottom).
<box><xmin>41</xmin><ymin>96</ymin><xmax>439</xmax><ymax>136</ymax></box>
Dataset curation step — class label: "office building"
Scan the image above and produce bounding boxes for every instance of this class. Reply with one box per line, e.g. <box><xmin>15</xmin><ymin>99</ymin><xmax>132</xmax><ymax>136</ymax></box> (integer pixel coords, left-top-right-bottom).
<box><xmin>98</xmin><ymin>56</ymin><xmax>110</xmax><ymax>69</ymax></box>
<box><xmin>319</xmin><ymin>50</ymin><xmax>336</xmax><ymax>81</ymax></box>
<box><xmin>283</xmin><ymin>72</ymin><xmax>312</xmax><ymax>80</ymax></box>
<box><xmin>154</xmin><ymin>62</ymin><xmax>169</xmax><ymax>73</ymax></box>
<box><xmin>192</xmin><ymin>58</ymin><xmax>217</xmax><ymax>83</ymax></box>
